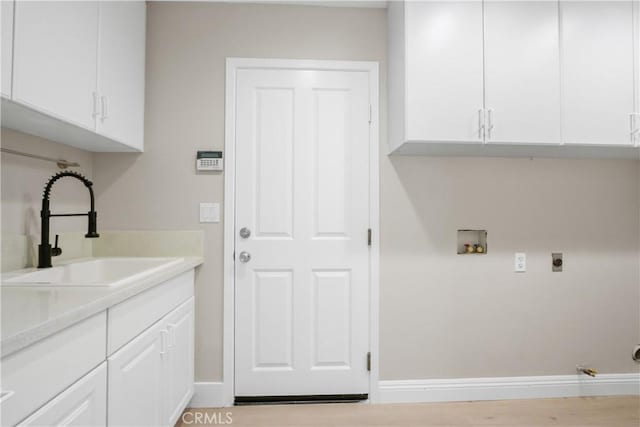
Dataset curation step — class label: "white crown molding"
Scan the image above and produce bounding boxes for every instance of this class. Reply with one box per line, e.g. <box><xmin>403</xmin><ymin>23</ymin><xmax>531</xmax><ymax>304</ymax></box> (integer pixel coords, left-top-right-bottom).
<box><xmin>150</xmin><ymin>0</ymin><xmax>388</xmax><ymax>8</ymax></box>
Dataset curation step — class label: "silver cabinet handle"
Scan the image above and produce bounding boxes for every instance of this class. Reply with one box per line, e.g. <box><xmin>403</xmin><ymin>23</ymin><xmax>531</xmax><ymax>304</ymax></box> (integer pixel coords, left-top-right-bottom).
<box><xmin>478</xmin><ymin>109</ymin><xmax>485</xmax><ymax>140</ymax></box>
<box><xmin>166</xmin><ymin>324</ymin><xmax>176</xmax><ymax>348</ymax></box>
<box><xmin>160</xmin><ymin>329</ymin><xmax>169</xmax><ymax>355</ymax></box>
<box><xmin>487</xmin><ymin>109</ymin><xmax>494</xmax><ymax>139</ymax></box>
<box><xmin>92</xmin><ymin>92</ymin><xmax>100</xmax><ymax>118</ymax></box>
<box><xmin>239</xmin><ymin>227</ymin><xmax>251</xmax><ymax>239</ymax></box>
<box><xmin>238</xmin><ymin>251</ymin><xmax>252</xmax><ymax>263</ymax></box>
<box><xmin>101</xmin><ymin>96</ymin><xmax>109</xmax><ymax>120</ymax></box>
<box><xmin>630</xmin><ymin>113</ymin><xmax>639</xmax><ymax>144</ymax></box>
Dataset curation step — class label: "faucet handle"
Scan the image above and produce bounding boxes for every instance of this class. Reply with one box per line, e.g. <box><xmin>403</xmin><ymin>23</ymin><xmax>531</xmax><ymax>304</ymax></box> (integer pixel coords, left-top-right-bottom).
<box><xmin>51</xmin><ymin>234</ymin><xmax>62</xmax><ymax>257</ymax></box>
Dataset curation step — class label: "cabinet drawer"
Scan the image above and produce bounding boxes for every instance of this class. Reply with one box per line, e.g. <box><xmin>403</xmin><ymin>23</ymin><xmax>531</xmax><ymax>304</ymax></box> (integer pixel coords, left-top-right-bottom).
<box><xmin>108</xmin><ymin>270</ymin><xmax>194</xmax><ymax>355</ymax></box>
<box><xmin>1</xmin><ymin>312</ymin><xmax>106</xmax><ymax>426</ymax></box>
<box><xmin>19</xmin><ymin>363</ymin><xmax>107</xmax><ymax>427</ymax></box>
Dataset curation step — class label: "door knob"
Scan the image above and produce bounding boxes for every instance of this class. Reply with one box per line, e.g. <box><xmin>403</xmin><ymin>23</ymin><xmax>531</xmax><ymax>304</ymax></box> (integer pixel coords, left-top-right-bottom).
<box><xmin>239</xmin><ymin>227</ymin><xmax>251</xmax><ymax>239</ymax></box>
<box><xmin>238</xmin><ymin>251</ymin><xmax>252</xmax><ymax>263</ymax></box>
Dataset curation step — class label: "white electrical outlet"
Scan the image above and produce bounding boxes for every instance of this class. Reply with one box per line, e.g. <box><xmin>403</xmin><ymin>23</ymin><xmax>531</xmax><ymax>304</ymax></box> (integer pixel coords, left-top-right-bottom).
<box><xmin>514</xmin><ymin>252</ymin><xmax>526</xmax><ymax>273</ymax></box>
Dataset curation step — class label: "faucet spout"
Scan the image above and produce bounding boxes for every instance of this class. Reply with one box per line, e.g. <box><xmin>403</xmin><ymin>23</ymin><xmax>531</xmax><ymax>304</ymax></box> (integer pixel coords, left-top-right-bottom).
<box><xmin>38</xmin><ymin>171</ymin><xmax>100</xmax><ymax>268</ymax></box>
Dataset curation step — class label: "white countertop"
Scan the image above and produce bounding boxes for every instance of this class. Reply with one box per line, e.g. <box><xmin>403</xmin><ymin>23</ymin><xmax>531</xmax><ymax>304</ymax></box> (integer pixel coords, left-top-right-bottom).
<box><xmin>1</xmin><ymin>256</ymin><xmax>203</xmax><ymax>358</ymax></box>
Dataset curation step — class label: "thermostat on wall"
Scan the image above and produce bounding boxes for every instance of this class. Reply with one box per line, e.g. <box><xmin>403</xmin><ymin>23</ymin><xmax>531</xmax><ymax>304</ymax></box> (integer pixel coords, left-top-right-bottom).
<box><xmin>196</xmin><ymin>151</ymin><xmax>223</xmax><ymax>171</ymax></box>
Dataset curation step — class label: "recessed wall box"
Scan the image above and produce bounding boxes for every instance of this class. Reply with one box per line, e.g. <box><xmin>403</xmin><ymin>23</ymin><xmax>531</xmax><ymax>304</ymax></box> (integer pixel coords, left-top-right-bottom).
<box><xmin>196</xmin><ymin>151</ymin><xmax>223</xmax><ymax>171</ymax></box>
<box><xmin>457</xmin><ymin>230</ymin><xmax>487</xmax><ymax>254</ymax></box>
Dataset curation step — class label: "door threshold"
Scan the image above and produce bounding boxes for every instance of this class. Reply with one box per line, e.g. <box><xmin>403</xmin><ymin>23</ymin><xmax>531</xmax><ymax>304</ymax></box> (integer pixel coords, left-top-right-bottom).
<box><xmin>235</xmin><ymin>394</ymin><xmax>368</xmax><ymax>405</ymax></box>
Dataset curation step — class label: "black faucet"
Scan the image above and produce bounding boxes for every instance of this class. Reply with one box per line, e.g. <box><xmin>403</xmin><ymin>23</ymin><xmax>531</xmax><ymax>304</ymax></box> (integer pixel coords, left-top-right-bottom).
<box><xmin>38</xmin><ymin>171</ymin><xmax>99</xmax><ymax>268</ymax></box>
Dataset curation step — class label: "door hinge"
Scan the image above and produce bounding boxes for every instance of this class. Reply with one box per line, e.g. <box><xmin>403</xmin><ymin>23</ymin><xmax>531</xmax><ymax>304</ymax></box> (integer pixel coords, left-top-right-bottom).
<box><xmin>366</xmin><ymin>352</ymin><xmax>371</xmax><ymax>371</ymax></box>
<box><xmin>368</xmin><ymin>104</ymin><xmax>372</xmax><ymax>124</ymax></box>
<box><xmin>367</xmin><ymin>228</ymin><xmax>372</xmax><ymax>246</ymax></box>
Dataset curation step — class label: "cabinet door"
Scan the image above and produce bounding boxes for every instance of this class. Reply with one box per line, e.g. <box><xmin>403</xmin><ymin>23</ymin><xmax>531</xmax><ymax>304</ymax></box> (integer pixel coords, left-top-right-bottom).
<box><xmin>96</xmin><ymin>0</ymin><xmax>146</xmax><ymax>150</ymax></box>
<box><xmin>12</xmin><ymin>0</ymin><xmax>98</xmax><ymax>129</ymax></box>
<box><xmin>484</xmin><ymin>0</ymin><xmax>561</xmax><ymax>144</ymax></box>
<box><xmin>634</xmin><ymin>0</ymin><xmax>640</xmax><ymax>145</ymax></box>
<box><xmin>561</xmin><ymin>1</ymin><xmax>635</xmax><ymax>146</ymax></box>
<box><xmin>405</xmin><ymin>1</ymin><xmax>484</xmax><ymax>143</ymax></box>
<box><xmin>19</xmin><ymin>363</ymin><xmax>107</xmax><ymax>427</ymax></box>
<box><xmin>108</xmin><ymin>320</ymin><xmax>165</xmax><ymax>427</ymax></box>
<box><xmin>165</xmin><ymin>298</ymin><xmax>195</xmax><ymax>426</ymax></box>
<box><xmin>1</xmin><ymin>0</ymin><xmax>13</xmax><ymax>98</ymax></box>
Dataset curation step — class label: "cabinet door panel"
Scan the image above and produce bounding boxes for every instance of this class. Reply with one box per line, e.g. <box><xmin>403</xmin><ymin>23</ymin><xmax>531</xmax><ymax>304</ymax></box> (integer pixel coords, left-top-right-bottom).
<box><xmin>12</xmin><ymin>1</ymin><xmax>98</xmax><ymax>129</ymax></box>
<box><xmin>165</xmin><ymin>298</ymin><xmax>195</xmax><ymax>426</ymax></box>
<box><xmin>19</xmin><ymin>364</ymin><xmax>107</xmax><ymax>427</ymax></box>
<box><xmin>405</xmin><ymin>1</ymin><xmax>484</xmax><ymax>143</ymax></box>
<box><xmin>484</xmin><ymin>0</ymin><xmax>561</xmax><ymax>144</ymax></box>
<box><xmin>96</xmin><ymin>0</ymin><xmax>145</xmax><ymax>150</ymax></box>
<box><xmin>631</xmin><ymin>0</ymin><xmax>639</xmax><ymax>145</ymax></box>
<box><xmin>108</xmin><ymin>320</ymin><xmax>165</xmax><ymax>427</ymax></box>
<box><xmin>561</xmin><ymin>1</ymin><xmax>635</xmax><ymax>145</ymax></box>
<box><xmin>0</xmin><ymin>313</ymin><xmax>106</xmax><ymax>427</ymax></box>
<box><xmin>1</xmin><ymin>0</ymin><xmax>13</xmax><ymax>98</ymax></box>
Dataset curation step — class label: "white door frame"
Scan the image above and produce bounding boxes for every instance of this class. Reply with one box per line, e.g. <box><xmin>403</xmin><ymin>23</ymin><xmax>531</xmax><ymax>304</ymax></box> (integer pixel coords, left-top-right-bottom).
<box><xmin>223</xmin><ymin>58</ymin><xmax>379</xmax><ymax>406</ymax></box>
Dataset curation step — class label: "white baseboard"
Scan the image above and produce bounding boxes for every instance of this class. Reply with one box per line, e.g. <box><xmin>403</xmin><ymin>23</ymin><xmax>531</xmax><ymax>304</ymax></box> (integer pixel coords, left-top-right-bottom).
<box><xmin>189</xmin><ymin>382</ymin><xmax>227</xmax><ymax>408</ymax></box>
<box><xmin>379</xmin><ymin>374</ymin><xmax>640</xmax><ymax>404</ymax></box>
<box><xmin>189</xmin><ymin>375</ymin><xmax>639</xmax><ymax>407</ymax></box>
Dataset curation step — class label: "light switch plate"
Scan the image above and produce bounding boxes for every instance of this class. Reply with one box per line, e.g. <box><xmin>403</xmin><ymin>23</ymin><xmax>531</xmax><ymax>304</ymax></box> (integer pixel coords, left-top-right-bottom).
<box><xmin>199</xmin><ymin>202</ymin><xmax>220</xmax><ymax>223</ymax></box>
<box><xmin>514</xmin><ymin>252</ymin><xmax>526</xmax><ymax>273</ymax></box>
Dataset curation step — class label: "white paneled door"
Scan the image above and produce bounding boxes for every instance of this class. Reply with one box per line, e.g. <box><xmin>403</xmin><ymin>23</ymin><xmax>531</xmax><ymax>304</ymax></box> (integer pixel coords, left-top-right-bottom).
<box><xmin>234</xmin><ymin>68</ymin><xmax>371</xmax><ymax>397</ymax></box>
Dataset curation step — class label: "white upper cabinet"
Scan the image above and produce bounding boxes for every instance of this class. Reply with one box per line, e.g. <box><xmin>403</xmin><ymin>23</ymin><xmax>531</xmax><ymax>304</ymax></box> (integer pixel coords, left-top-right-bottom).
<box><xmin>96</xmin><ymin>1</ymin><xmax>146</xmax><ymax>151</ymax></box>
<box><xmin>483</xmin><ymin>1</ymin><xmax>561</xmax><ymax>144</ymax></box>
<box><xmin>635</xmin><ymin>0</ymin><xmax>640</xmax><ymax>145</ymax></box>
<box><xmin>561</xmin><ymin>1</ymin><xmax>635</xmax><ymax>146</ymax></box>
<box><xmin>1</xmin><ymin>0</ymin><xmax>14</xmax><ymax>98</ymax></box>
<box><xmin>403</xmin><ymin>1</ymin><xmax>484</xmax><ymax>144</ymax></box>
<box><xmin>388</xmin><ymin>0</ymin><xmax>639</xmax><ymax>158</ymax></box>
<box><xmin>12</xmin><ymin>1</ymin><xmax>99</xmax><ymax>130</ymax></box>
<box><xmin>2</xmin><ymin>0</ymin><xmax>145</xmax><ymax>152</ymax></box>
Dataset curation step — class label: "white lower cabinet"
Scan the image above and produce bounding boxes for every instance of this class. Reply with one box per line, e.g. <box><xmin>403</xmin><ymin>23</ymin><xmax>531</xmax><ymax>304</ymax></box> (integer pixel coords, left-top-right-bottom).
<box><xmin>165</xmin><ymin>299</ymin><xmax>195</xmax><ymax>426</ymax></box>
<box><xmin>108</xmin><ymin>319</ymin><xmax>165</xmax><ymax>427</ymax></box>
<box><xmin>108</xmin><ymin>297</ymin><xmax>195</xmax><ymax>427</ymax></box>
<box><xmin>0</xmin><ymin>313</ymin><xmax>107</xmax><ymax>427</ymax></box>
<box><xmin>1</xmin><ymin>269</ymin><xmax>196</xmax><ymax>427</ymax></box>
<box><xmin>19</xmin><ymin>363</ymin><xmax>107</xmax><ymax>427</ymax></box>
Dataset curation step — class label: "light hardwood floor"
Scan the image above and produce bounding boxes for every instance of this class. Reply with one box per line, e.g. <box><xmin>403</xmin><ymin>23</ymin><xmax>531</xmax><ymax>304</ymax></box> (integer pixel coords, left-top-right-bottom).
<box><xmin>177</xmin><ymin>396</ymin><xmax>639</xmax><ymax>426</ymax></box>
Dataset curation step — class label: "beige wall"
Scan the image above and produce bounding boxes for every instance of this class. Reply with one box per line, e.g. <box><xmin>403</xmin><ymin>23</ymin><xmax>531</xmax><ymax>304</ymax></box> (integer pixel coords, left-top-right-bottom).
<box><xmin>92</xmin><ymin>2</ymin><xmax>388</xmax><ymax>382</ymax></box>
<box><xmin>90</xmin><ymin>2</ymin><xmax>639</xmax><ymax>383</ymax></box>
<box><xmin>380</xmin><ymin>157</ymin><xmax>640</xmax><ymax>378</ymax></box>
<box><xmin>1</xmin><ymin>128</ymin><xmax>94</xmax><ymax>269</ymax></box>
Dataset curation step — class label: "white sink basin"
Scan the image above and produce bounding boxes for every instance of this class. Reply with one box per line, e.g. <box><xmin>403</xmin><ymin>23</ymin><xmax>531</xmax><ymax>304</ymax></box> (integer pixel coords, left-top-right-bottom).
<box><xmin>2</xmin><ymin>257</ymin><xmax>183</xmax><ymax>287</ymax></box>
